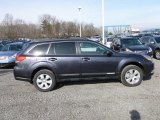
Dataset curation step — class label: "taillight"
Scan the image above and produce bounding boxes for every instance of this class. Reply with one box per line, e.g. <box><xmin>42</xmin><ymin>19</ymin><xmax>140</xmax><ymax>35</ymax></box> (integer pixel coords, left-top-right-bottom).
<box><xmin>16</xmin><ymin>55</ymin><xmax>26</xmax><ymax>62</ymax></box>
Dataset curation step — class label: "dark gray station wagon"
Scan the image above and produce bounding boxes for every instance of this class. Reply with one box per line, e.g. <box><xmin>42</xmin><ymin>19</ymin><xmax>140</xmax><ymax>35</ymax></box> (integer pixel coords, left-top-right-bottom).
<box><xmin>14</xmin><ymin>39</ymin><xmax>154</xmax><ymax>92</ymax></box>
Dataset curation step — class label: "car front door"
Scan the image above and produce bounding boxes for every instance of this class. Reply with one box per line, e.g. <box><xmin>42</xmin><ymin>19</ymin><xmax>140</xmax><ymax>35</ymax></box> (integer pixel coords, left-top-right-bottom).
<box><xmin>78</xmin><ymin>41</ymin><xmax>120</xmax><ymax>78</ymax></box>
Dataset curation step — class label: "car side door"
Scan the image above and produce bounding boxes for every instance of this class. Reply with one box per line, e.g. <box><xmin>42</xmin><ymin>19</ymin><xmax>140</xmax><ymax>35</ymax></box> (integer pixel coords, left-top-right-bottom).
<box><xmin>47</xmin><ymin>41</ymin><xmax>81</xmax><ymax>79</ymax></box>
<box><xmin>78</xmin><ymin>41</ymin><xmax>120</xmax><ymax>78</ymax></box>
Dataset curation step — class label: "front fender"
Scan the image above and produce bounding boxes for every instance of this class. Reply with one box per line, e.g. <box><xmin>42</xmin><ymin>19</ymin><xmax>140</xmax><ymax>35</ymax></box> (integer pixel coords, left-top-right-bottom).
<box><xmin>117</xmin><ymin>58</ymin><xmax>144</xmax><ymax>75</ymax></box>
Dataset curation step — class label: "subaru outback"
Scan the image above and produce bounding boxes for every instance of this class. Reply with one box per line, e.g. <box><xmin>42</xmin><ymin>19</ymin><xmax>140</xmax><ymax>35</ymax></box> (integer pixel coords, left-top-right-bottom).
<box><xmin>14</xmin><ymin>39</ymin><xmax>154</xmax><ymax>92</ymax></box>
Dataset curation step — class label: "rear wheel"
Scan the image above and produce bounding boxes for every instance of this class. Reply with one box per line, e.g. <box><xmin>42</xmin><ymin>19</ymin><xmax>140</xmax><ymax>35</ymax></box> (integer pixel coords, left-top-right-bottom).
<box><xmin>33</xmin><ymin>69</ymin><xmax>56</xmax><ymax>92</ymax></box>
<box><xmin>121</xmin><ymin>65</ymin><xmax>143</xmax><ymax>87</ymax></box>
<box><xmin>154</xmin><ymin>50</ymin><xmax>160</xmax><ymax>60</ymax></box>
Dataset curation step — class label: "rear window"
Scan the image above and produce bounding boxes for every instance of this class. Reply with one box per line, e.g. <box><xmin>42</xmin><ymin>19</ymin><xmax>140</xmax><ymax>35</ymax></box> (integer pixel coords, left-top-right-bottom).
<box><xmin>9</xmin><ymin>44</ymin><xmax>23</xmax><ymax>51</ymax></box>
<box><xmin>28</xmin><ymin>44</ymin><xmax>49</xmax><ymax>55</ymax></box>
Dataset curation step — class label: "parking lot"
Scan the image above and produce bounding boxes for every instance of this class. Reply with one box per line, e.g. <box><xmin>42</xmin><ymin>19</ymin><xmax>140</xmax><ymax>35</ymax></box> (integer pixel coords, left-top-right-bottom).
<box><xmin>0</xmin><ymin>59</ymin><xmax>160</xmax><ymax>120</ymax></box>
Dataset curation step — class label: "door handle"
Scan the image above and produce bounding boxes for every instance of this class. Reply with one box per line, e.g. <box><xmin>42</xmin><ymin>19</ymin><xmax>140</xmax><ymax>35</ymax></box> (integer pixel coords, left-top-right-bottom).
<box><xmin>48</xmin><ymin>58</ymin><xmax>57</xmax><ymax>61</ymax></box>
<box><xmin>82</xmin><ymin>57</ymin><xmax>90</xmax><ymax>61</ymax></box>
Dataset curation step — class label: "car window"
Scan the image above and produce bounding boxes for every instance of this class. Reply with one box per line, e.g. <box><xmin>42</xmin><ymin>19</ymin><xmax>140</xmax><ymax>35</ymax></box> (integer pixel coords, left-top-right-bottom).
<box><xmin>140</xmin><ymin>37</ymin><xmax>150</xmax><ymax>43</ymax></box>
<box><xmin>48</xmin><ymin>42</ymin><xmax>76</xmax><ymax>55</ymax></box>
<box><xmin>106</xmin><ymin>38</ymin><xmax>113</xmax><ymax>42</ymax></box>
<box><xmin>155</xmin><ymin>37</ymin><xmax>160</xmax><ymax>43</ymax></box>
<box><xmin>121</xmin><ymin>38</ymin><xmax>142</xmax><ymax>46</ymax></box>
<box><xmin>9</xmin><ymin>44</ymin><xmax>22</xmax><ymax>51</ymax></box>
<box><xmin>1</xmin><ymin>45</ymin><xmax>9</xmax><ymax>51</ymax></box>
<box><xmin>149</xmin><ymin>38</ymin><xmax>156</xmax><ymax>44</ymax></box>
<box><xmin>79</xmin><ymin>42</ymin><xmax>106</xmax><ymax>55</ymax></box>
<box><xmin>22</xmin><ymin>43</ymin><xmax>29</xmax><ymax>50</ymax></box>
<box><xmin>0</xmin><ymin>44</ymin><xmax>4</xmax><ymax>51</ymax></box>
<box><xmin>113</xmin><ymin>38</ymin><xmax>119</xmax><ymax>45</ymax></box>
<box><xmin>29</xmin><ymin>44</ymin><xmax>49</xmax><ymax>55</ymax></box>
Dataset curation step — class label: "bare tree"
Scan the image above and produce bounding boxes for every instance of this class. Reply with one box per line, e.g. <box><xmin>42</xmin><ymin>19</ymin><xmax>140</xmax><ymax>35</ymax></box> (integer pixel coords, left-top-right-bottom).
<box><xmin>0</xmin><ymin>13</ymin><xmax>101</xmax><ymax>40</ymax></box>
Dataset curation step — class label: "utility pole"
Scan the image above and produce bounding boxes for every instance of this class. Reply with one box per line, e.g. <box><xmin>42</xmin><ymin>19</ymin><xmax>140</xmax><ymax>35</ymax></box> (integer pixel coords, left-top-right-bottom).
<box><xmin>101</xmin><ymin>0</ymin><xmax>105</xmax><ymax>44</ymax></box>
<box><xmin>78</xmin><ymin>6</ymin><xmax>82</xmax><ymax>37</ymax></box>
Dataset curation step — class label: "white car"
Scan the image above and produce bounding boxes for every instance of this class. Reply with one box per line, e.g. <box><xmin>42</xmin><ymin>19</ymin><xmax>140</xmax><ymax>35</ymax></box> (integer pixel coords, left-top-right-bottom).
<box><xmin>104</xmin><ymin>37</ymin><xmax>113</xmax><ymax>48</ymax></box>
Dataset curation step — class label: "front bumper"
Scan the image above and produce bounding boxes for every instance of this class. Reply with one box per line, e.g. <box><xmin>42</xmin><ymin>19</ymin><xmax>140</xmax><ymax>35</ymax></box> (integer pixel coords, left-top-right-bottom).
<box><xmin>143</xmin><ymin>61</ymin><xmax>154</xmax><ymax>78</ymax></box>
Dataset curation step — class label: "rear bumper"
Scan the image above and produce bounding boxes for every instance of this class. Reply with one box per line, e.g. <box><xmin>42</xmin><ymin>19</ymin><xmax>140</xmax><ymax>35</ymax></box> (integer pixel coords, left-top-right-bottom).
<box><xmin>14</xmin><ymin>76</ymin><xmax>31</xmax><ymax>82</ymax></box>
<box><xmin>14</xmin><ymin>66</ymin><xmax>31</xmax><ymax>82</ymax></box>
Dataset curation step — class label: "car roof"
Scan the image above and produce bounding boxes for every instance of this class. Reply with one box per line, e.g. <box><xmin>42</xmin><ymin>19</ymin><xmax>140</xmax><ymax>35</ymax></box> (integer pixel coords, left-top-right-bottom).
<box><xmin>153</xmin><ymin>35</ymin><xmax>160</xmax><ymax>38</ymax></box>
<box><xmin>29</xmin><ymin>38</ymin><xmax>92</xmax><ymax>45</ymax></box>
<box><xmin>114</xmin><ymin>37</ymin><xmax>137</xmax><ymax>40</ymax></box>
<box><xmin>6</xmin><ymin>42</ymin><xmax>25</xmax><ymax>45</ymax></box>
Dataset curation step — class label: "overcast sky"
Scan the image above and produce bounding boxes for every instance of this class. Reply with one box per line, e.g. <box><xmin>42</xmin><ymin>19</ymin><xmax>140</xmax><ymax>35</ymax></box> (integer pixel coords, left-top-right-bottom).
<box><xmin>0</xmin><ymin>0</ymin><xmax>160</xmax><ymax>30</ymax></box>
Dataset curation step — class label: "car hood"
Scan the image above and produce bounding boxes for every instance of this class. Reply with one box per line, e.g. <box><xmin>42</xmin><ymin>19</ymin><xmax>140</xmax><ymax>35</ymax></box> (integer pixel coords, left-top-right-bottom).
<box><xmin>0</xmin><ymin>51</ymin><xmax>18</xmax><ymax>56</ymax></box>
<box><xmin>156</xmin><ymin>43</ymin><xmax>160</xmax><ymax>47</ymax></box>
<box><xmin>126</xmin><ymin>45</ymin><xmax>148</xmax><ymax>51</ymax></box>
<box><xmin>114</xmin><ymin>52</ymin><xmax>145</xmax><ymax>59</ymax></box>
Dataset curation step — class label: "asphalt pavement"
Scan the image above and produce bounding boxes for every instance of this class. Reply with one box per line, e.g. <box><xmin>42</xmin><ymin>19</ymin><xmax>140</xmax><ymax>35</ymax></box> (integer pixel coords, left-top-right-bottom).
<box><xmin>0</xmin><ymin>59</ymin><xmax>160</xmax><ymax>120</ymax></box>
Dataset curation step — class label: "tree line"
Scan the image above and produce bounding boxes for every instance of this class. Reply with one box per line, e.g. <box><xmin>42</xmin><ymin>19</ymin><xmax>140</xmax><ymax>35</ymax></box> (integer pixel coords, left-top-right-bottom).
<box><xmin>0</xmin><ymin>13</ymin><xmax>101</xmax><ymax>39</ymax></box>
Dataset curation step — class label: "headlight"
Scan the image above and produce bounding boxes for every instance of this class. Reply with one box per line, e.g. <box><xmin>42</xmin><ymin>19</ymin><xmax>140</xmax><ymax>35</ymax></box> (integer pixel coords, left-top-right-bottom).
<box><xmin>143</xmin><ymin>55</ymin><xmax>152</xmax><ymax>61</ymax></box>
<box><xmin>126</xmin><ymin>48</ymin><xmax>133</xmax><ymax>52</ymax></box>
<box><xmin>10</xmin><ymin>53</ymin><xmax>17</xmax><ymax>59</ymax></box>
<box><xmin>0</xmin><ymin>56</ymin><xmax>7</xmax><ymax>60</ymax></box>
<box><xmin>148</xmin><ymin>47</ymin><xmax>152</xmax><ymax>53</ymax></box>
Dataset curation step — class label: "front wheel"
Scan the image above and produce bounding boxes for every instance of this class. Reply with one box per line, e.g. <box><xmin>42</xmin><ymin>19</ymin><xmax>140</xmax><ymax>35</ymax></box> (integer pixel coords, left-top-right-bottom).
<box><xmin>154</xmin><ymin>50</ymin><xmax>160</xmax><ymax>60</ymax></box>
<box><xmin>33</xmin><ymin>69</ymin><xmax>56</xmax><ymax>92</ymax></box>
<box><xmin>121</xmin><ymin>65</ymin><xmax>143</xmax><ymax>87</ymax></box>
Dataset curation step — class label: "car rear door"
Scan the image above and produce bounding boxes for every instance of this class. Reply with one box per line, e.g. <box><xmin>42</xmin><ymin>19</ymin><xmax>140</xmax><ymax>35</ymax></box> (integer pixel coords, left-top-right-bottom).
<box><xmin>78</xmin><ymin>41</ymin><xmax>120</xmax><ymax>78</ymax></box>
<box><xmin>47</xmin><ymin>41</ymin><xmax>81</xmax><ymax>79</ymax></box>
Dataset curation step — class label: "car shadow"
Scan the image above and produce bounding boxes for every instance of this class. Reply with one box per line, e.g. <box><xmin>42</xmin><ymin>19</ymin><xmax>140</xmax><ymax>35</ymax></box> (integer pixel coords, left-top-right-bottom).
<box><xmin>0</xmin><ymin>66</ymin><xmax>14</xmax><ymax>69</ymax></box>
<box><xmin>55</xmin><ymin>78</ymin><xmax>119</xmax><ymax>90</ymax></box>
<box><xmin>143</xmin><ymin>73</ymin><xmax>154</xmax><ymax>81</ymax></box>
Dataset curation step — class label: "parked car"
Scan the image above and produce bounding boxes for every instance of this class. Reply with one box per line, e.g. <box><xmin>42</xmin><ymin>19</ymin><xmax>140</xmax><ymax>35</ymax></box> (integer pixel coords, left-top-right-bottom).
<box><xmin>110</xmin><ymin>37</ymin><xmax>153</xmax><ymax>56</ymax></box>
<box><xmin>14</xmin><ymin>39</ymin><xmax>154</xmax><ymax>92</ymax></box>
<box><xmin>88</xmin><ymin>36</ymin><xmax>101</xmax><ymax>42</ymax></box>
<box><xmin>1</xmin><ymin>40</ymin><xmax>13</xmax><ymax>46</ymax></box>
<box><xmin>140</xmin><ymin>35</ymin><xmax>160</xmax><ymax>59</ymax></box>
<box><xmin>0</xmin><ymin>42</ymin><xmax>30</xmax><ymax>67</ymax></box>
<box><xmin>104</xmin><ymin>37</ymin><xmax>113</xmax><ymax>48</ymax></box>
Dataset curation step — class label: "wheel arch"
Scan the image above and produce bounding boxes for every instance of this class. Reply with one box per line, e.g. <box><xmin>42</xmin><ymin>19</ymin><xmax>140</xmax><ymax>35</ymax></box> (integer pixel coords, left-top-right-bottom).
<box><xmin>31</xmin><ymin>67</ymin><xmax>57</xmax><ymax>82</ymax></box>
<box><xmin>119</xmin><ymin>62</ymin><xmax>144</xmax><ymax>76</ymax></box>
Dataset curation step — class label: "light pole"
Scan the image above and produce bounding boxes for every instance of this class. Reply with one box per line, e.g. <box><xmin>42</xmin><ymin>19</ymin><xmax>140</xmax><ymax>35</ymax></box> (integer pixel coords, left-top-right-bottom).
<box><xmin>78</xmin><ymin>6</ymin><xmax>82</xmax><ymax>37</ymax></box>
<box><xmin>101</xmin><ymin>0</ymin><xmax>105</xmax><ymax>44</ymax></box>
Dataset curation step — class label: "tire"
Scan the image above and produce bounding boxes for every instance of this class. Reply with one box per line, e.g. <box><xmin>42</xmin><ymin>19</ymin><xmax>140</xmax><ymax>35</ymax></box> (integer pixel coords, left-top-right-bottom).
<box><xmin>33</xmin><ymin>69</ymin><xmax>56</xmax><ymax>92</ymax></box>
<box><xmin>154</xmin><ymin>50</ymin><xmax>160</xmax><ymax>60</ymax></box>
<box><xmin>121</xmin><ymin>65</ymin><xmax>143</xmax><ymax>87</ymax></box>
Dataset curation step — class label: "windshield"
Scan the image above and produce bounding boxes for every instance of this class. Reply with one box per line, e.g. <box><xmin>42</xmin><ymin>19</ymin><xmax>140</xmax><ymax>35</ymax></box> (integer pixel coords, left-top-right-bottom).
<box><xmin>1</xmin><ymin>44</ymin><xmax>23</xmax><ymax>51</ymax></box>
<box><xmin>0</xmin><ymin>44</ymin><xmax>3</xmax><ymax>51</ymax></box>
<box><xmin>106</xmin><ymin>38</ymin><xmax>113</xmax><ymax>42</ymax></box>
<box><xmin>155</xmin><ymin>37</ymin><xmax>160</xmax><ymax>43</ymax></box>
<box><xmin>121</xmin><ymin>38</ymin><xmax>142</xmax><ymax>46</ymax></box>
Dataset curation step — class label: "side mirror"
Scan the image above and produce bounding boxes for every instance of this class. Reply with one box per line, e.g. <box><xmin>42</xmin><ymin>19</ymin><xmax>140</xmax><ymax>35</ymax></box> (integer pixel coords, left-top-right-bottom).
<box><xmin>104</xmin><ymin>51</ymin><xmax>113</xmax><ymax>57</ymax></box>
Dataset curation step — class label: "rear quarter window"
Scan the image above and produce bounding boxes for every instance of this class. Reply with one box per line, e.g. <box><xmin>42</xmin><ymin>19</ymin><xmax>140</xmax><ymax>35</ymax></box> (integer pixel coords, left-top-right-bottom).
<box><xmin>28</xmin><ymin>44</ymin><xmax>49</xmax><ymax>55</ymax></box>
